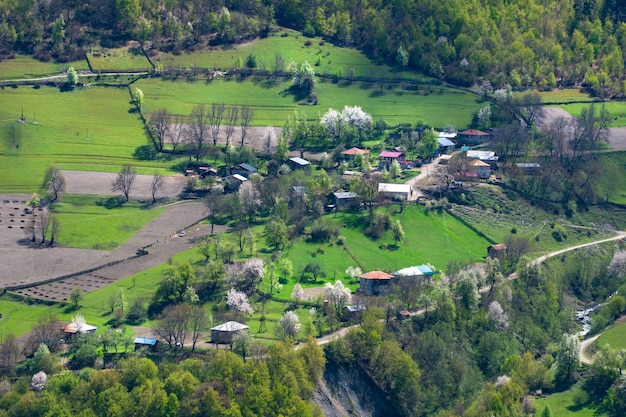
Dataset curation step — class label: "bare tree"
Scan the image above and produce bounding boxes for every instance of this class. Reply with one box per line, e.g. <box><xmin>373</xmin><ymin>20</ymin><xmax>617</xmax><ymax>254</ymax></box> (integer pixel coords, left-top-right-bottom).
<box><xmin>171</xmin><ymin>114</ymin><xmax>186</xmax><ymax>152</ymax></box>
<box><xmin>0</xmin><ymin>334</ymin><xmax>20</xmax><ymax>375</ymax></box>
<box><xmin>149</xmin><ymin>108</ymin><xmax>172</xmax><ymax>152</ymax></box>
<box><xmin>38</xmin><ymin>210</ymin><xmax>50</xmax><ymax>244</ymax></box>
<box><xmin>189</xmin><ymin>104</ymin><xmax>210</xmax><ymax>161</ymax></box>
<box><xmin>49</xmin><ymin>215</ymin><xmax>60</xmax><ymax>246</ymax></box>
<box><xmin>519</xmin><ymin>91</ymin><xmax>545</xmax><ymax>128</ymax></box>
<box><xmin>30</xmin><ymin>316</ymin><xmax>62</xmax><ymax>353</ymax></box>
<box><xmin>238</xmin><ymin>181</ymin><xmax>261</xmax><ymax>224</ymax></box>
<box><xmin>44</xmin><ymin>166</ymin><xmax>66</xmax><ymax>202</ymax></box>
<box><xmin>189</xmin><ymin>305</ymin><xmax>209</xmax><ymax>351</ymax></box>
<box><xmin>224</xmin><ymin>105</ymin><xmax>238</xmax><ymax>146</ymax></box>
<box><xmin>273</xmin><ymin>52</ymin><xmax>285</xmax><ymax>73</ymax></box>
<box><xmin>208</xmin><ymin>102</ymin><xmax>225</xmax><ymax>147</ymax></box>
<box><xmin>112</xmin><ymin>165</ymin><xmax>137</xmax><ymax>201</ymax></box>
<box><xmin>151</xmin><ymin>172</ymin><xmax>165</xmax><ymax>204</ymax></box>
<box><xmin>239</xmin><ymin>105</ymin><xmax>254</xmax><ymax>148</ymax></box>
<box><xmin>155</xmin><ymin>304</ymin><xmax>190</xmax><ymax>350</ymax></box>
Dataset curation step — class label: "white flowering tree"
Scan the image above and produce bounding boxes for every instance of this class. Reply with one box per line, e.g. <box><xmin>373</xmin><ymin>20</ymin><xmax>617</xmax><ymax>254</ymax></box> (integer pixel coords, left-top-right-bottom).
<box><xmin>31</xmin><ymin>371</ymin><xmax>47</xmax><ymax>391</ymax></box>
<box><xmin>345</xmin><ymin>266</ymin><xmax>362</xmax><ymax>279</ymax></box>
<box><xmin>488</xmin><ymin>301</ymin><xmax>509</xmax><ymax>330</ymax></box>
<box><xmin>239</xmin><ymin>181</ymin><xmax>261</xmax><ymax>224</ymax></box>
<box><xmin>320</xmin><ymin>106</ymin><xmax>372</xmax><ymax>145</ymax></box>
<box><xmin>72</xmin><ymin>313</ymin><xmax>86</xmax><ymax>333</ymax></box>
<box><xmin>320</xmin><ymin>108</ymin><xmax>343</xmax><ymax>140</ymax></box>
<box><xmin>276</xmin><ymin>310</ymin><xmax>301</xmax><ymax>340</ymax></box>
<box><xmin>226</xmin><ymin>258</ymin><xmax>265</xmax><ymax>292</ymax></box>
<box><xmin>226</xmin><ymin>288</ymin><xmax>254</xmax><ymax>315</ymax></box>
<box><xmin>288</xmin><ymin>60</ymin><xmax>315</xmax><ymax>93</ymax></box>
<box><xmin>324</xmin><ymin>280</ymin><xmax>352</xmax><ymax>316</ymax></box>
<box><xmin>291</xmin><ymin>283</ymin><xmax>304</xmax><ymax>302</ymax></box>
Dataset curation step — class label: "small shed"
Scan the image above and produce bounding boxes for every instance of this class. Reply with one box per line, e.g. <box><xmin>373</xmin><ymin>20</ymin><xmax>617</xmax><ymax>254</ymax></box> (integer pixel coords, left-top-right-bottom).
<box><xmin>228</xmin><ymin>163</ymin><xmax>258</xmax><ymax>178</ymax></box>
<box><xmin>438</xmin><ymin>137</ymin><xmax>456</xmax><ymax>154</ymax></box>
<box><xmin>341</xmin><ymin>170</ymin><xmax>363</xmax><ymax>181</ymax></box>
<box><xmin>439</xmin><ymin>154</ymin><xmax>453</xmax><ymax>165</ymax></box>
<box><xmin>378</xmin><ymin>183</ymin><xmax>411</xmax><ymax>201</ymax></box>
<box><xmin>487</xmin><ymin>244</ymin><xmax>507</xmax><ymax>262</ymax></box>
<box><xmin>333</xmin><ymin>191</ymin><xmax>359</xmax><ymax>210</ymax></box>
<box><xmin>134</xmin><ymin>337</ymin><xmax>158</xmax><ymax>351</ymax></box>
<box><xmin>211</xmin><ymin>321</ymin><xmax>249</xmax><ymax>344</ymax></box>
<box><xmin>358</xmin><ymin>271</ymin><xmax>395</xmax><ymax>296</ymax></box>
<box><xmin>342</xmin><ymin>304</ymin><xmax>367</xmax><ymax>321</ymax></box>
<box><xmin>62</xmin><ymin>322</ymin><xmax>97</xmax><ymax>340</ymax></box>
<box><xmin>288</xmin><ymin>157</ymin><xmax>311</xmax><ymax>171</ymax></box>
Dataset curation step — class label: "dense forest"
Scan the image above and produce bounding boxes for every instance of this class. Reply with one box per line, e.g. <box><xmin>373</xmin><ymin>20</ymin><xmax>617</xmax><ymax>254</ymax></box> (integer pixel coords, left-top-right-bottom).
<box><xmin>2</xmin><ymin>0</ymin><xmax>626</xmax><ymax>94</ymax></box>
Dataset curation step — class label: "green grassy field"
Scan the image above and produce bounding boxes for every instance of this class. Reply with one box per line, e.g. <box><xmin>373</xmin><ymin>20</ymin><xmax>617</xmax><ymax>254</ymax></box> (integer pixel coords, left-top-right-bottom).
<box><xmin>87</xmin><ymin>47</ymin><xmax>152</xmax><ymax>71</ymax></box>
<box><xmin>155</xmin><ymin>29</ymin><xmax>422</xmax><ymax>81</ymax></box>
<box><xmin>595</xmin><ymin>151</ymin><xmax>626</xmax><ymax>205</ymax></box>
<box><xmin>50</xmin><ymin>195</ymin><xmax>165</xmax><ymax>250</ymax></box>
<box><xmin>0</xmin><ymin>85</ymin><xmax>184</xmax><ymax>193</ymax></box>
<box><xmin>533</xmin><ymin>389</ymin><xmax>597</xmax><ymax>417</ymax></box>
<box><xmin>527</xmin><ymin>88</ymin><xmax>594</xmax><ymax>104</ymax></box>
<box><xmin>559</xmin><ymin>101</ymin><xmax>626</xmax><ymax>127</ymax></box>
<box><xmin>136</xmin><ymin>77</ymin><xmax>481</xmax><ymax>128</ymax></box>
<box><xmin>596</xmin><ymin>318</ymin><xmax>626</xmax><ymax>350</ymax></box>
<box><xmin>0</xmin><ymin>55</ymin><xmax>90</xmax><ymax>80</ymax></box>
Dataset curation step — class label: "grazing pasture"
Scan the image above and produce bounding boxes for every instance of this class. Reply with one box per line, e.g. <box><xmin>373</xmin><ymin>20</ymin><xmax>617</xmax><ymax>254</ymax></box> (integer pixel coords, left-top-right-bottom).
<box><xmin>136</xmin><ymin>77</ymin><xmax>481</xmax><ymax>128</ymax></box>
<box><xmin>0</xmin><ymin>55</ymin><xmax>89</xmax><ymax>80</ymax></box>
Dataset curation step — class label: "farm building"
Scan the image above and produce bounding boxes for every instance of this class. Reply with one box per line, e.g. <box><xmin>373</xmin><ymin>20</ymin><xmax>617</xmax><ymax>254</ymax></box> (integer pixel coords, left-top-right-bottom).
<box><xmin>378</xmin><ymin>183</ymin><xmax>411</xmax><ymax>201</ymax></box>
<box><xmin>515</xmin><ymin>162</ymin><xmax>542</xmax><ymax>175</ymax></box>
<box><xmin>439</xmin><ymin>154</ymin><xmax>453</xmax><ymax>165</ymax></box>
<box><xmin>458</xmin><ymin>129</ymin><xmax>490</xmax><ymax>145</ymax></box>
<box><xmin>342</xmin><ymin>304</ymin><xmax>367</xmax><ymax>321</ymax></box>
<box><xmin>211</xmin><ymin>321</ymin><xmax>249</xmax><ymax>344</ymax></box>
<box><xmin>288</xmin><ymin>157</ymin><xmax>311</xmax><ymax>171</ymax></box>
<box><xmin>467</xmin><ymin>159</ymin><xmax>491</xmax><ymax>179</ymax></box>
<box><xmin>341</xmin><ymin>170</ymin><xmax>363</xmax><ymax>181</ymax></box>
<box><xmin>438</xmin><ymin>137</ymin><xmax>456</xmax><ymax>154</ymax></box>
<box><xmin>487</xmin><ymin>244</ymin><xmax>508</xmax><ymax>262</ymax></box>
<box><xmin>333</xmin><ymin>191</ymin><xmax>359</xmax><ymax>210</ymax></box>
<box><xmin>228</xmin><ymin>163</ymin><xmax>258</xmax><ymax>178</ymax></box>
<box><xmin>358</xmin><ymin>271</ymin><xmax>395</xmax><ymax>295</ymax></box>
<box><xmin>134</xmin><ymin>337</ymin><xmax>158</xmax><ymax>351</ymax></box>
<box><xmin>62</xmin><ymin>322</ymin><xmax>97</xmax><ymax>340</ymax></box>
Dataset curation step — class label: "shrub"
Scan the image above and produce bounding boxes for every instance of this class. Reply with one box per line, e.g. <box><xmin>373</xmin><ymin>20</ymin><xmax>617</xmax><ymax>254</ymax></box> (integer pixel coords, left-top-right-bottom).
<box><xmin>309</xmin><ymin>219</ymin><xmax>339</xmax><ymax>243</ymax></box>
<box><xmin>552</xmin><ymin>224</ymin><xmax>567</xmax><ymax>242</ymax></box>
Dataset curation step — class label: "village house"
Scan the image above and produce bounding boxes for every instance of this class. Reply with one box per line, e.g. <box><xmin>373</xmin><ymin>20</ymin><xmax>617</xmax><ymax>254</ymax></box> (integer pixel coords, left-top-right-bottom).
<box><xmin>467</xmin><ymin>159</ymin><xmax>491</xmax><ymax>179</ymax></box>
<box><xmin>211</xmin><ymin>321</ymin><xmax>249</xmax><ymax>344</ymax></box>
<box><xmin>458</xmin><ymin>129</ymin><xmax>490</xmax><ymax>145</ymax></box>
<box><xmin>341</xmin><ymin>147</ymin><xmax>369</xmax><ymax>161</ymax></box>
<box><xmin>378</xmin><ymin>183</ymin><xmax>412</xmax><ymax>201</ymax></box>
<box><xmin>358</xmin><ymin>270</ymin><xmax>395</xmax><ymax>295</ymax></box>
<box><xmin>379</xmin><ymin>151</ymin><xmax>405</xmax><ymax>169</ymax></box>
<box><xmin>62</xmin><ymin>322</ymin><xmax>97</xmax><ymax>341</ymax></box>
<box><xmin>394</xmin><ymin>264</ymin><xmax>437</xmax><ymax>282</ymax></box>
<box><xmin>437</xmin><ymin>137</ymin><xmax>456</xmax><ymax>154</ymax></box>
<box><xmin>134</xmin><ymin>337</ymin><xmax>158</xmax><ymax>352</ymax></box>
<box><xmin>487</xmin><ymin>243</ymin><xmax>508</xmax><ymax>262</ymax></box>
<box><xmin>223</xmin><ymin>174</ymin><xmax>247</xmax><ymax>192</ymax></box>
<box><xmin>466</xmin><ymin>150</ymin><xmax>499</xmax><ymax>168</ymax></box>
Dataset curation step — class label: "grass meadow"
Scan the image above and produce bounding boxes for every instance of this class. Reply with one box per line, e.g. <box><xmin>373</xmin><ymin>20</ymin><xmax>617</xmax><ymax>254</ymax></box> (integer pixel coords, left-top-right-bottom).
<box><xmin>530</xmin><ymin>88</ymin><xmax>594</xmax><ymax>104</ymax></box>
<box><xmin>50</xmin><ymin>195</ymin><xmax>165</xmax><ymax>250</ymax></box>
<box><xmin>559</xmin><ymin>101</ymin><xmax>626</xmax><ymax>127</ymax></box>
<box><xmin>594</xmin><ymin>151</ymin><xmax>626</xmax><ymax>205</ymax></box>
<box><xmin>0</xmin><ymin>85</ymin><xmax>185</xmax><ymax>193</ymax></box>
<box><xmin>155</xmin><ymin>29</ymin><xmax>423</xmax><ymax>81</ymax></box>
<box><xmin>532</xmin><ymin>388</ymin><xmax>597</xmax><ymax>417</ymax></box>
<box><xmin>0</xmin><ymin>55</ymin><xmax>89</xmax><ymax>80</ymax></box>
<box><xmin>87</xmin><ymin>46</ymin><xmax>152</xmax><ymax>71</ymax></box>
<box><xmin>136</xmin><ymin>77</ymin><xmax>481</xmax><ymax>128</ymax></box>
<box><xmin>596</xmin><ymin>318</ymin><xmax>626</xmax><ymax>350</ymax></box>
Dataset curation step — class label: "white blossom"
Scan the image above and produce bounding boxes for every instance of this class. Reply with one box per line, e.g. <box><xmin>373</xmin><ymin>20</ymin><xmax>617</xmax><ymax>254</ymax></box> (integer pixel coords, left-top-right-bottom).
<box><xmin>495</xmin><ymin>375</ymin><xmax>511</xmax><ymax>387</ymax></box>
<box><xmin>278</xmin><ymin>311</ymin><xmax>301</xmax><ymax>339</ymax></box>
<box><xmin>31</xmin><ymin>371</ymin><xmax>47</xmax><ymax>391</ymax></box>
<box><xmin>72</xmin><ymin>313</ymin><xmax>86</xmax><ymax>333</ymax></box>
<box><xmin>226</xmin><ymin>288</ymin><xmax>254</xmax><ymax>315</ymax></box>
<box><xmin>488</xmin><ymin>301</ymin><xmax>510</xmax><ymax>330</ymax></box>
<box><xmin>320</xmin><ymin>108</ymin><xmax>342</xmax><ymax>138</ymax></box>
<box><xmin>226</xmin><ymin>258</ymin><xmax>264</xmax><ymax>291</ymax></box>
<box><xmin>325</xmin><ymin>280</ymin><xmax>352</xmax><ymax>314</ymax></box>
<box><xmin>341</xmin><ymin>106</ymin><xmax>372</xmax><ymax>131</ymax></box>
<box><xmin>291</xmin><ymin>283</ymin><xmax>304</xmax><ymax>302</ymax></box>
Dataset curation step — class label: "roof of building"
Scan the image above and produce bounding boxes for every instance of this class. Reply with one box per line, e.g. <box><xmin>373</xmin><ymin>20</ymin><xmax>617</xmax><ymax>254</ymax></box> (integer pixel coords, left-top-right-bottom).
<box><xmin>358</xmin><ymin>271</ymin><xmax>394</xmax><ymax>280</ymax></box>
<box><xmin>439</xmin><ymin>154</ymin><xmax>453</xmax><ymax>161</ymax></box>
<box><xmin>211</xmin><ymin>321</ymin><xmax>249</xmax><ymax>332</ymax></box>
<box><xmin>344</xmin><ymin>304</ymin><xmax>367</xmax><ymax>312</ymax></box>
<box><xmin>395</xmin><ymin>266</ymin><xmax>425</xmax><ymax>277</ymax></box>
<box><xmin>289</xmin><ymin>156</ymin><xmax>311</xmax><ymax>166</ymax></box>
<box><xmin>333</xmin><ymin>191</ymin><xmax>358</xmax><ymax>199</ymax></box>
<box><xmin>460</xmin><ymin>145</ymin><xmax>471</xmax><ymax>152</ymax></box>
<box><xmin>489</xmin><ymin>243</ymin><xmax>508</xmax><ymax>251</ymax></box>
<box><xmin>341</xmin><ymin>170</ymin><xmax>363</xmax><ymax>179</ymax></box>
<box><xmin>230</xmin><ymin>174</ymin><xmax>248</xmax><ymax>182</ymax></box>
<box><xmin>379</xmin><ymin>151</ymin><xmax>404</xmax><ymax>158</ymax></box>
<box><xmin>292</xmin><ymin>185</ymin><xmax>306</xmax><ymax>193</ymax></box>
<box><xmin>459</xmin><ymin>129</ymin><xmax>489</xmax><ymax>136</ymax></box>
<box><xmin>134</xmin><ymin>337</ymin><xmax>158</xmax><ymax>345</ymax></box>
<box><xmin>468</xmin><ymin>159</ymin><xmax>491</xmax><ymax>167</ymax></box>
<box><xmin>438</xmin><ymin>131</ymin><xmax>458</xmax><ymax>139</ymax></box>
<box><xmin>341</xmin><ymin>147</ymin><xmax>369</xmax><ymax>155</ymax></box>
<box><xmin>516</xmin><ymin>163</ymin><xmax>541</xmax><ymax>168</ymax></box>
<box><xmin>438</xmin><ymin>137</ymin><xmax>456</xmax><ymax>147</ymax></box>
<box><xmin>466</xmin><ymin>150</ymin><xmax>497</xmax><ymax>160</ymax></box>
<box><xmin>378</xmin><ymin>183</ymin><xmax>411</xmax><ymax>194</ymax></box>
<box><xmin>238</xmin><ymin>163</ymin><xmax>257</xmax><ymax>172</ymax></box>
<box><xmin>62</xmin><ymin>322</ymin><xmax>97</xmax><ymax>334</ymax></box>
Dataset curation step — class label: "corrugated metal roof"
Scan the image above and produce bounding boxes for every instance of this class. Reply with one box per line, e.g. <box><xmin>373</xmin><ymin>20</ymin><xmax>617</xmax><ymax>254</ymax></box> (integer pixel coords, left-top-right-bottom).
<box><xmin>211</xmin><ymin>321</ymin><xmax>249</xmax><ymax>332</ymax></box>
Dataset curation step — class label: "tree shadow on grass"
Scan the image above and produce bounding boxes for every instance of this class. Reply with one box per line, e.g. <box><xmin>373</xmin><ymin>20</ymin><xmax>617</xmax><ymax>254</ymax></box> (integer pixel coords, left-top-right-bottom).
<box><xmin>96</xmin><ymin>196</ymin><xmax>126</xmax><ymax>209</ymax></box>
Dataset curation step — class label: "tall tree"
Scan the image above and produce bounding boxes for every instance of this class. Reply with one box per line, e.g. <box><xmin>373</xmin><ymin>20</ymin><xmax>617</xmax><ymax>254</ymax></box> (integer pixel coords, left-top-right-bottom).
<box><xmin>224</xmin><ymin>105</ymin><xmax>238</xmax><ymax>146</ymax></box>
<box><xmin>149</xmin><ymin>108</ymin><xmax>172</xmax><ymax>152</ymax></box>
<box><xmin>112</xmin><ymin>165</ymin><xmax>137</xmax><ymax>201</ymax></box>
<box><xmin>43</xmin><ymin>166</ymin><xmax>66</xmax><ymax>202</ymax></box>
<box><xmin>208</xmin><ymin>102</ymin><xmax>225</xmax><ymax>147</ymax></box>
<box><xmin>189</xmin><ymin>104</ymin><xmax>209</xmax><ymax>161</ymax></box>
<box><xmin>151</xmin><ymin>172</ymin><xmax>164</xmax><ymax>204</ymax></box>
<box><xmin>239</xmin><ymin>105</ymin><xmax>254</xmax><ymax>148</ymax></box>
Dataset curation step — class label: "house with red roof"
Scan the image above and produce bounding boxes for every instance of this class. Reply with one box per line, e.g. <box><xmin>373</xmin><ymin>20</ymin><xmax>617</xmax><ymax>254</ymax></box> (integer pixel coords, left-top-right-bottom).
<box><xmin>458</xmin><ymin>129</ymin><xmax>490</xmax><ymax>145</ymax></box>
<box><xmin>358</xmin><ymin>270</ymin><xmax>395</xmax><ymax>295</ymax></box>
<box><xmin>379</xmin><ymin>151</ymin><xmax>405</xmax><ymax>169</ymax></box>
<box><xmin>467</xmin><ymin>159</ymin><xmax>491</xmax><ymax>179</ymax></box>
